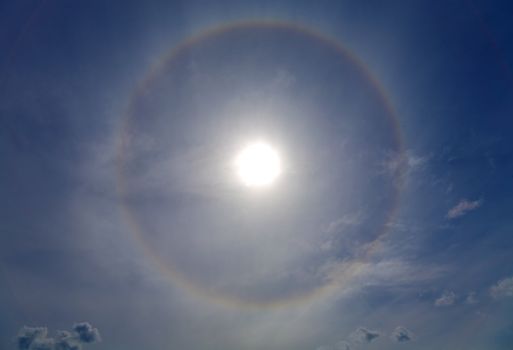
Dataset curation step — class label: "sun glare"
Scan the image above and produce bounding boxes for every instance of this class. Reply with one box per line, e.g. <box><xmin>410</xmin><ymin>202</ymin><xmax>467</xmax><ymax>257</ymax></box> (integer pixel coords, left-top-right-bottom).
<box><xmin>235</xmin><ymin>142</ymin><xmax>281</xmax><ymax>187</ymax></box>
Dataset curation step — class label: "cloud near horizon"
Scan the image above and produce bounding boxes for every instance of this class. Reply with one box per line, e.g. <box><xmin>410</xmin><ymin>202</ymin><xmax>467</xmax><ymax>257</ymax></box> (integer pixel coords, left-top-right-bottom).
<box><xmin>16</xmin><ymin>323</ymin><xmax>100</xmax><ymax>350</ymax></box>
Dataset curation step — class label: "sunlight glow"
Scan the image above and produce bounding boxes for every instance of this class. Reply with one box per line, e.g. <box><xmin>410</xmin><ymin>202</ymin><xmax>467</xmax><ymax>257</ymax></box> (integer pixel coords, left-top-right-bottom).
<box><xmin>235</xmin><ymin>142</ymin><xmax>281</xmax><ymax>187</ymax></box>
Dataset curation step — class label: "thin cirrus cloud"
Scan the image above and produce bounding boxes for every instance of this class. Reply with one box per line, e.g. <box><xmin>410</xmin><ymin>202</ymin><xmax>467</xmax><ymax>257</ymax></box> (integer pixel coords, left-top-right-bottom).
<box><xmin>490</xmin><ymin>276</ymin><xmax>513</xmax><ymax>298</ymax></box>
<box><xmin>16</xmin><ymin>323</ymin><xmax>100</xmax><ymax>350</ymax></box>
<box><xmin>446</xmin><ymin>199</ymin><xmax>482</xmax><ymax>219</ymax></box>
<box><xmin>381</xmin><ymin>151</ymin><xmax>428</xmax><ymax>187</ymax></box>
<box><xmin>434</xmin><ymin>291</ymin><xmax>457</xmax><ymax>306</ymax></box>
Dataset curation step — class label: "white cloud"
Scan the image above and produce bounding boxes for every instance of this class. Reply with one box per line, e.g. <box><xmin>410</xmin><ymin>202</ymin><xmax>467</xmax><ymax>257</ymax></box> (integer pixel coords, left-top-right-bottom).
<box><xmin>446</xmin><ymin>199</ymin><xmax>482</xmax><ymax>219</ymax></box>
<box><xmin>391</xmin><ymin>326</ymin><xmax>414</xmax><ymax>342</ymax></box>
<box><xmin>465</xmin><ymin>291</ymin><xmax>478</xmax><ymax>304</ymax></box>
<box><xmin>349</xmin><ymin>327</ymin><xmax>380</xmax><ymax>343</ymax></box>
<box><xmin>16</xmin><ymin>323</ymin><xmax>100</xmax><ymax>350</ymax></box>
<box><xmin>435</xmin><ymin>291</ymin><xmax>456</xmax><ymax>306</ymax></box>
<box><xmin>490</xmin><ymin>276</ymin><xmax>513</xmax><ymax>298</ymax></box>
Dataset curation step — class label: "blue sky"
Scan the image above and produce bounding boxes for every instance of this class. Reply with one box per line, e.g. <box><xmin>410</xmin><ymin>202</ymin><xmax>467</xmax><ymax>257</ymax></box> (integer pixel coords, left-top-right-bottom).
<box><xmin>1</xmin><ymin>1</ymin><xmax>513</xmax><ymax>350</ymax></box>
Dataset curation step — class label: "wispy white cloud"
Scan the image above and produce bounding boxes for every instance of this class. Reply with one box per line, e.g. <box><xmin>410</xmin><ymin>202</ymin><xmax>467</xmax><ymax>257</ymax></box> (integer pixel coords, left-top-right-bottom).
<box><xmin>446</xmin><ymin>199</ymin><xmax>482</xmax><ymax>219</ymax></box>
<box><xmin>490</xmin><ymin>276</ymin><xmax>513</xmax><ymax>298</ymax></box>
<box><xmin>325</xmin><ymin>213</ymin><xmax>362</xmax><ymax>234</ymax></box>
<box><xmin>435</xmin><ymin>290</ymin><xmax>456</xmax><ymax>306</ymax></box>
<box><xmin>320</xmin><ymin>213</ymin><xmax>363</xmax><ymax>252</ymax></box>
<box><xmin>381</xmin><ymin>151</ymin><xmax>429</xmax><ymax>187</ymax></box>
<box><xmin>356</xmin><ymin>259</ymin><xmax>446</xmax><ymax>287</ymax></box>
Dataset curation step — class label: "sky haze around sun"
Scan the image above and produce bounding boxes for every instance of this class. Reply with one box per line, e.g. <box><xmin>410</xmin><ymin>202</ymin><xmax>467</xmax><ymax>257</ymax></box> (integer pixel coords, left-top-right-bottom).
<box><xmin>1</xmin><ymin>1</ymin><xmax>513</xmax><ymax>350</ymax></box>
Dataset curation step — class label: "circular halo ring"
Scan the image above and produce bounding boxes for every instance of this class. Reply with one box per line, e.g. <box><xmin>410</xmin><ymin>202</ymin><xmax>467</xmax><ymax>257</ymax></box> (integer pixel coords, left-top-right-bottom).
<box><xmin>117</xmin><ymin>20</ymin><xmax>406</xmax><ymax>310</ymax></box>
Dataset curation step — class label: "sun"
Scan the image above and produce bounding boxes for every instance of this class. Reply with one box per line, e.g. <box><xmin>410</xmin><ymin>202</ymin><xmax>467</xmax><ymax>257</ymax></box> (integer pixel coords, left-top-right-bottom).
<box><xmin>234</xmin><ymin>142</ymin><xmax>282</xmax><ymax>187</ymax></box>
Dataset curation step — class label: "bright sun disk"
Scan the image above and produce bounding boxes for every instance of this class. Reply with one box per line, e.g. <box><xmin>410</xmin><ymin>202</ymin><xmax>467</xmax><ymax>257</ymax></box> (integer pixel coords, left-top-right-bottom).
<box><xmin>235</xmin><ymin>142</ymin><xmax>281</xmax><ymax>187</ymax></box>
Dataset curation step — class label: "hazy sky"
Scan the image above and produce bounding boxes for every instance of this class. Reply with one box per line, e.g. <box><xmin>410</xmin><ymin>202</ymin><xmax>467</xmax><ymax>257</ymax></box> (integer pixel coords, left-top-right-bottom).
<box><xmin>1</xmin><ymin>1</ymin><xmax>513</xmax><ymax>350</ymax></box>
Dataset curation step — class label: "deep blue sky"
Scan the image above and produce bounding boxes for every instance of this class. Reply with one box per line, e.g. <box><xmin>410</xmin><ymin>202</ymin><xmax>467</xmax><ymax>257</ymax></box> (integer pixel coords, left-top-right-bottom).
<box><xmin>1</xmin><ymin>1</ymin><xmax>513</xmax><ymax>350</ymax></box>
